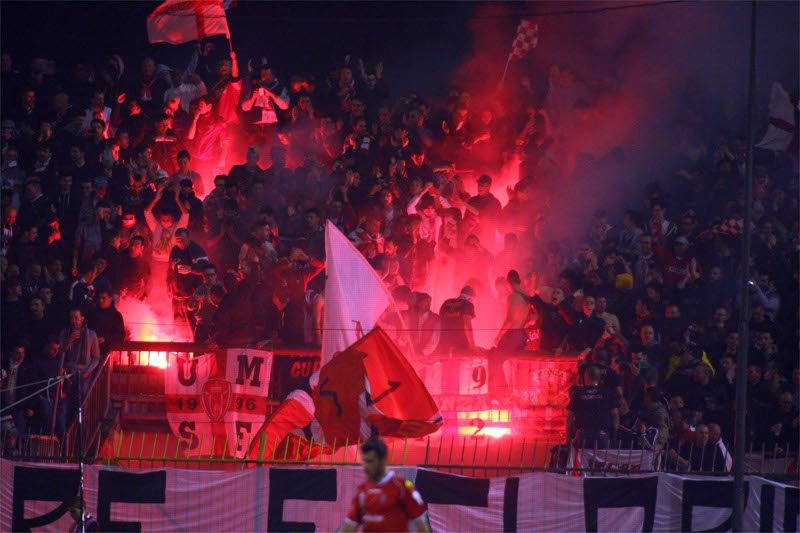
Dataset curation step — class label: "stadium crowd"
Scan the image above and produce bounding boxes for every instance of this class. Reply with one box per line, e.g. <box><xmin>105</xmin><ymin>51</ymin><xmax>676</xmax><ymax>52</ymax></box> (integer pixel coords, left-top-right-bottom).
<box><xmin>0</xmin><ymin>41</ymin><xmax>797</xmax><ymax>467</ymax></box>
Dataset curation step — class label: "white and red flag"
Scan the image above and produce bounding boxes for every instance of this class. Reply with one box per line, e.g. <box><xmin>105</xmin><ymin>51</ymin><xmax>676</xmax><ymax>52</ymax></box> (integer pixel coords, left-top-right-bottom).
<box><xmin>147</xmin><ymin>0</ymin><xmax>230</xmax><ymax>45</ymax></box>
<box><xmin>321</xmin><ymin>220</ymin><xmax>395</xmax><ymax>365</ymax></box>
<box><xmin>509</xmin><ymin>20</ymin><xmax>539</xmax><ymax>60</ymax></box>
<box><xmin>757</xmin><ymin>82</ymin><xmax>799</xmax><ymax>154</ymax></box>
<box><xmin>247</xmin><ymin>327</ymin><xmax>443</xmax><ymax>462</ymax></box>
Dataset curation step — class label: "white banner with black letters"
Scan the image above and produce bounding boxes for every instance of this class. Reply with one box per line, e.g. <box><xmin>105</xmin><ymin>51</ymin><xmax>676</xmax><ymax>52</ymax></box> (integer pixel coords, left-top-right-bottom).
<box><xmin>165</xmin><ymin>348</ymin><xmax>273</xmax><ymax>458</ymax></box>
<box><xmin>2</xmin><ymin>459</ymin><xmax>797</xmax><ymax>531</ymax></box>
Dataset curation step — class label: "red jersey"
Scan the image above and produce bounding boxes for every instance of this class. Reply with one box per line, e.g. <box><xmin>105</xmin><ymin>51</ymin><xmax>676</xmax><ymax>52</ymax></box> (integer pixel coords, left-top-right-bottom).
<box><xmin>346</xmin><ymin>471</ymin><xmax>427</xmax><ymax>532</ymax></box>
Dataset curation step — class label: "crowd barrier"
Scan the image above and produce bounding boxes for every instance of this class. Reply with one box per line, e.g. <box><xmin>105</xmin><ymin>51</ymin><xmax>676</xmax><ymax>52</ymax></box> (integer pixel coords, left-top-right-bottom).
<box><xmin>3</xmin><ymin>343</ymin><xmax>796</xmax><ymax>481</ymax></box>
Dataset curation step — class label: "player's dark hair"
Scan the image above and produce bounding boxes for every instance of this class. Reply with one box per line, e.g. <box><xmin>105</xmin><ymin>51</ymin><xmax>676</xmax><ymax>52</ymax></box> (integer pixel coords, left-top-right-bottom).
<box><xmin>361</xmin><ymin>437</ymin><xmax>388</xmax><ymax>461</ymax></box>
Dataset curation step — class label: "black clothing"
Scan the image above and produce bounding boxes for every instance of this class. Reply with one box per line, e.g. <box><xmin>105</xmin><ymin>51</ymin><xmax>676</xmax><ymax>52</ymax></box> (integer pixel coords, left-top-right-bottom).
<box><xmin>434</xmin><ymin>297</ymin><xmax>475</xmax><ymax>355</ymax></box>
<box><xmin>567</xmin><ymin>384</ymin><xmax>618</xmax><ymax>432</ymax></box>
<box><xmin>678</xmin><ymin>441</ymin><xmax>726</xmax><ymax>472</ymax></box>
<box><xmin>530</xmin><ymin>295</ymin><xmax>569</xmax><ymax>350</ymax></box>
<box><xmin>88</xmin><ymin>305</ymin><xmax>126</xmax><ymax>350</ymax></box>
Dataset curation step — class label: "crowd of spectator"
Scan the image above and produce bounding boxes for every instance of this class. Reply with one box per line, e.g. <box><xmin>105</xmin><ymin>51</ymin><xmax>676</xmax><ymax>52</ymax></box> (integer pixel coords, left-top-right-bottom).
<box><xmin>0</xmin><ymin>39</ymin><xmax>797</xmax><ymax>468</ymax></box>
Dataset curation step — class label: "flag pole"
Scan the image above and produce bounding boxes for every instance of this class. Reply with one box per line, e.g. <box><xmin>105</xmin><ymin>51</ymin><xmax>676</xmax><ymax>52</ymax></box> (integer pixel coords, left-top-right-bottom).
<box><xmin>498</xmin><ymin>53</ymin><xmax>513</xmax><ymax>92</ymax></box>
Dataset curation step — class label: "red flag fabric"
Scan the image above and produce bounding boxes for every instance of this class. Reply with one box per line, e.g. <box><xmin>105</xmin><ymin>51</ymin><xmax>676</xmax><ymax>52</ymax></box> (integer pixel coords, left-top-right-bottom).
<box><xmin>356</xmin><ymin>328</ymin><xmax>442</xmax><ymax>437</ymax></box>
<box><xmin>247</xmin><ymin>328</ymin><xmax>442</xmax><ymax>462</ymax></box>
<box><xmin>246</xmin><ymin>390</ymin><xmax>316</xmax><ymax>462</ymax></box>
<box><xmin>147</xmin><ymin>0</ymin><xmax>230</xmax><ymax>45</ymax></box>
<box><xmin>312</xmin><ymin>348</ymin><xmax>369</xmax><ymax>442</ymax></box>
<box><xmin>509</xmin><ymin>20</ymin><xmax>539</xmax><ymax>60</ymax></box>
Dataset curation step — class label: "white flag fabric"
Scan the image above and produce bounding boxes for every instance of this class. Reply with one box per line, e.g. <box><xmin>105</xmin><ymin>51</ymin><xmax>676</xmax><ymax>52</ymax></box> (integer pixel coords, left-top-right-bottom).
<box><xmin>147</xmin><ymin>0</ymin><xmax>230</xmax><ymax>45</ymax></box>
<box><xmin>321</xmin><ymin>220</ymin><xmax>393</xmax><ymax>365</ymax></box>
<box><xmin>757</xmin><ymin>82</ymin><xmax>798</xmax><ymax>153</ymax></box>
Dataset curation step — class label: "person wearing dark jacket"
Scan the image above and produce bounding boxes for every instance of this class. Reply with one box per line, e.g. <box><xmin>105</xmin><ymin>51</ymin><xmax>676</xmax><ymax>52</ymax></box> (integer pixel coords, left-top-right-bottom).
<box><xmin>530</xmin><ymin>288</ymin><xmax>570</xmax><ymax>351</ymax></box>
<box><xmin>669</xmin><ymin>423</ymin><xmax>726</xmax><ymax>472</ymax></box>
<box><xmin>87</xmin><ymin>290</ymin><xmax>126</xmax><ymax>355</ymax></box>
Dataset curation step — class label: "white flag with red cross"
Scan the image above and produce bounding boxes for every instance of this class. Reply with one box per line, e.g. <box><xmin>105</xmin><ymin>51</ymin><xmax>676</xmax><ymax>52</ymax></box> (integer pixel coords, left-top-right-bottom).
<box><xmin>147</xmin><ymin>0</ymin><xmax>230</xmax><ymax>45</ymax></box>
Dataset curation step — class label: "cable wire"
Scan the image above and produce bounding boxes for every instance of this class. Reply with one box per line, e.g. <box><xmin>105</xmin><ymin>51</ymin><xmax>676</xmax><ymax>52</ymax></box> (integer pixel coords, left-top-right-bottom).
<box><xmin>0</xmin><ymin>374</ymin><xmax>74</xmax><ymax>414</ymax></box>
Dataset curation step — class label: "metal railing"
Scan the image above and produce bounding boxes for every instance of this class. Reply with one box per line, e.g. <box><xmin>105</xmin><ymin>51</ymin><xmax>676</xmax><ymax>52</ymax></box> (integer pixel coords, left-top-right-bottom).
<box><xmin>94</xmin><ymin>430</ymin><xmax>799</xmax><ymax>479</ymax></box>
<box><xmin>109</xmin><ymin>341</ymin><xmax>319</xmax><ymax>368</ymax></box>
<box><xmin>63</xmin><ymin>355</ymin><xmax>114</xmax><ymax>459</ymax></box>
<box><xmin>1</xmin><ymin>356</ymin><xmax>114</xmax><ymax>463</ymax></box>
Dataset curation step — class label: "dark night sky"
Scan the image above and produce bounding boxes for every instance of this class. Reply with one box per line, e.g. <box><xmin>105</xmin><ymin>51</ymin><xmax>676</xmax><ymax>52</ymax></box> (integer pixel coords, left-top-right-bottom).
<box><xmin>1</xmin><ymin>1</ymin><xmax>482</xmax><ymax>98</ymax></box>
<box><xmin>1</xmin><ymin>1</ymin><xmax>797</xmax><ymax>109</ymax></box>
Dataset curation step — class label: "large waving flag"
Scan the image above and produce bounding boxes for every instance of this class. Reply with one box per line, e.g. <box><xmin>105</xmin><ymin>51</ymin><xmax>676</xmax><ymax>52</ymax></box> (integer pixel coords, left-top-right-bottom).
<box><xmin>247</xmin><ymin>328</ymin><xmax>443</xmax><ymax>462</ymax></box>
<box><xmin>322</xmin><ymin>220</ymin><xmax>394</xmax><ymax>365</ymax></box>
<box><xmin>757</xmin><ymin>82</ymin><xmax>798</xmax><ymax>154</ymax></box>
<box><xmin>147</xmin><ymin>0</ymin><xmax>230</xmax><ymax>45</ymax></box>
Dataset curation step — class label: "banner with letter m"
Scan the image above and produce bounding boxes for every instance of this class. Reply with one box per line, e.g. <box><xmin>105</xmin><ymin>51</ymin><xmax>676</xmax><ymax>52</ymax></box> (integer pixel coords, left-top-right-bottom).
<box><xmin>166</xmin><ymin>349</ymin><xmax>273</xmax><ymax>458</ymax></box>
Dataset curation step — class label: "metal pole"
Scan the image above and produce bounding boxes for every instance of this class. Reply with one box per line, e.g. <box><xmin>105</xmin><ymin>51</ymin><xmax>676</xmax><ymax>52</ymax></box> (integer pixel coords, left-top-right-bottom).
<box><xmin>732</xmin><ymin>2</ymin><xmax>757</xmax><ymax>530</ymax></box>
<box><xmin>498</xmin><ymin>54</ymin><xmax>513</xmax><ymax>92</ymax></box>
<box><xmin>77</xmin><ymin>371</ymin><xmax>85</xmax><ymax>533</ymax></box>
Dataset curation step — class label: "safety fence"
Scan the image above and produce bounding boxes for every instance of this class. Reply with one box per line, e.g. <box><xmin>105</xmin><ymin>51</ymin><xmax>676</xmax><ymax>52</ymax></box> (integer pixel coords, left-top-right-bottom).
<box><xmin>3</xmin><ymin>342</ymin><xmax>796</xmax><ymax>481</ymax></box>
<box><xmin>1</xmin><ymin>356</ymin><xmax>113</xmax><ymax>463</ymax></box>
<box><xmin>4</xmin><ymin>428</ymin><xmax>798</xmax><ymax>480</ymax></box>
<box><xmin>7</xmin><ymin>430</ymin><xmax>795</xmax><ymax>480</ymax></box>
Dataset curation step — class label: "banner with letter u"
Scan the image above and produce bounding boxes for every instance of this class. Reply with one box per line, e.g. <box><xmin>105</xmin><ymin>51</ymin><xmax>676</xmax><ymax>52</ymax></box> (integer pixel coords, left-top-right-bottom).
<box><xmin>165</xmin><ymin>349</ymin><xmax>273</xmax><ymax>458</ymax></box>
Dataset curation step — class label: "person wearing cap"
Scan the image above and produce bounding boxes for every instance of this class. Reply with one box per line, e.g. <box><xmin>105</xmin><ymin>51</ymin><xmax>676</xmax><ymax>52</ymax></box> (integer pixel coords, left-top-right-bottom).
<box><xmin>652</xmin><ymin>234</ymin><xmax>701</xmax><ymax>288</ymax></box>
<box><xmin>468</xmin><ymin>174</ymin><xmax>502</xmax><ymax>247</ymax></box>
<box><xmin>431</xmin><ymin>285</ymin><xmax>478</xmax><ymax>358</ymax></box>
<box><xmin>93</xmin><ymin>175</ymin><xmax>111</xmax><ymax>202</ymax></box>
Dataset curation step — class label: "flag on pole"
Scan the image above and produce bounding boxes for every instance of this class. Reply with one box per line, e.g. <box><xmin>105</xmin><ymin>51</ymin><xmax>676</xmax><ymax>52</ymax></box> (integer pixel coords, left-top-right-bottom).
<box><xmin>247</xmin><ymin>328</ymin><xmax>443</xmax><ymax>462</ymax></box>
<box><xmin>509</xmin><ymin>20</ymin><xmax>539</xmax><ymax>60</ymax></box>
<box><xmin>756</xmin><ymin>82</ymin><xmax>799</xmax><ymax>154</ymax></box>
<box><xmin>147</xmin><ymin>0</ymin><xmax>230</xmax><ymax>45</ymax></box>
<box><xmin>321</xmin><ymin>220</ymin><xmax>395</xmax><ymax>365</ymax></box>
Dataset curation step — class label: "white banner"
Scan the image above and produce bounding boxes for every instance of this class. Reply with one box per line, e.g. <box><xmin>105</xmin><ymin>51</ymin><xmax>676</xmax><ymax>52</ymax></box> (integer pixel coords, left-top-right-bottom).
<box><xmin>570</xmin><ymin>448</ymin><xmax>660</xmax><ymax>473</ymax></box>
<box><xmin>165</xmin><ymin>348</ymin><xmax>273</xmax><ymax>458</ymax></box>
<box><xmin>3</xmin><ymin>460</ymin><xmax>797</xmax><ymax>532</ymax></box>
